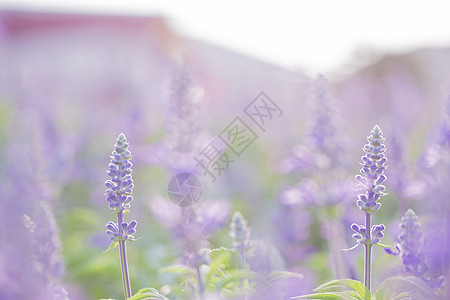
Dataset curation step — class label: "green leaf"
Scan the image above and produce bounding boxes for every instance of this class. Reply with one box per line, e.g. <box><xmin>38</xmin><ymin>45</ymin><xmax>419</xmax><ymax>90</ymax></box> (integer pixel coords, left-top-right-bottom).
<box><xmin>103</xmin><ymin>241</ymin><xmax>119</xmax><ymax>253</ymax></box>
<box><xmin>375</xmin><ymin>276</ymin><xmax>436</xmax><ymax>300</ymax></box>
<box><xmin>160</xmin><ymin>264</ymin><xmax>196</xmax><ymax>277</ymax></box>
<box><xmin>313</xmin><ymin>279</ymin><xmax>371</xmax><ymax>300</ymax></box>
<box><xmin>391</xmin><ymin>291</ymin><xmax>420</xmax><ymax>300</ymax></box>
<box><xmin>210</xmin><ymin>248</ymin><xmax>241</xmax><ymax>268</ymax></box>
<box><xmin>206</xmin><ymin>248</ymin><xmax>239</xmax><ymax>285</ymax></box>
<box><xmin>215</xmin><ymin>270</ymin><xmax>259</xmax><ymax>291</ymax></box>
<box><xmin>206</xmin><ymin>249</ymin><xmax>229</xmax><ymax>284</ymax></box>
<box><xmin>291</xmin><ymin>291</ymin><xmax>359</xmax><ymax>299</ymax></box>
<box><xmin>128</xmin><ymin>287</ymin><xmax>169</xmax><ymax>300</ymax></box>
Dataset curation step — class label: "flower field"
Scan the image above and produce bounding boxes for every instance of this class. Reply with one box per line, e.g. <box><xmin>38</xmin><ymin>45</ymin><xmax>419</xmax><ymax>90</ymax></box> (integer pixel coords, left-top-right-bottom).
<box><xmin>0</xmin><ymin>10</ymin><xmax>449</xmax><ymax>300</ymax></box>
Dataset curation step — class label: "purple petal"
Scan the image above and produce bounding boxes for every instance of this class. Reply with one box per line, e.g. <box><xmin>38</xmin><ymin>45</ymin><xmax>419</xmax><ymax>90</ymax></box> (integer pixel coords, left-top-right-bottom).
<box><xmin>128</xmin><ymin>220</ymin><xmax>137</xmax><ymax>230</ymax></box>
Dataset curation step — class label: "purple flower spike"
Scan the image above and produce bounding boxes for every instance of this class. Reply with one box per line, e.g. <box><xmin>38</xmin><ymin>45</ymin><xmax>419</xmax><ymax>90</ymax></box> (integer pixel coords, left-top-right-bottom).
<box><xmin>104</xmin><ymin>133</ymin><xmax>136</xmax><ymax>299</ymax></box>
<box><xmin>356</xmin><ymin>125</ymin><xmax>388</xmax><ymax>214</ymax></box>
<box><xmin>388</xmin><ymin>209</ymin><xmax>445</xmax><ymax>290</ymax></box>
<box><xmin>230</xmin><ymin>211</ymin><xmax>251</xmax><ymax>269</ymax></box>
<box><xmin>307</xmin><ymin>74</ymin><xmax>350</xmax><ymax>165</ymax></box>
<box><xmin>397</xmin><ymin>209</ymin><xmax>427</xmax><ymax>275</ymax></box>
<box><xmin>351</xmin><ymin>125</ymin><xmax>389</xmax><ymax>291</ymax></box>
<box><xmin>105</xmin><ymin>133</ymin><xmax>134</xmax><ymax>213</ymax></box>
<box><xmin>230</xmin><ymin>211</ymin><xmax>251</xmax><ymax>257</ymax></box>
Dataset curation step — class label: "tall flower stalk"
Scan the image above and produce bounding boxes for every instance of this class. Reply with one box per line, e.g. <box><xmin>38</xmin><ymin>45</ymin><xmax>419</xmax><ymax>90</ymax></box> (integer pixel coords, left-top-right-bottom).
<box><xmin>163</xmin><ymin>55</ymin><xmax>204</xmax><ymax>173</ymax></box>
<box><xmin>230</xmin><ymin>211</ymin><xmax>251</xmax><ymax>268</ymax></box>
<box><xmin>351</xmin><ymin>125</ymin><xmax>388</xmax><ymax>291</ymax></box>
<box><xmin>105</xmin><ymin>133</ymin><xmax>138</xmax><ymax>299</ymax></box>
<box><xmin>0</xmin><ymin>115</ymin><xmax>68</xmax><ymax>299</ymax></box>
<box><xmin>398</xmin><ymin>209</ymin><xmax>426</xmax><ymax>275</ymax></box>
<box><xmin>386</xmin><ymin>209</ymin><xmax>445</xmax><ymax>291</ymax></box>
<box><xmin>419</xmin><ymin>86</ymin><xmax>450</xmax><ymax>294</ymax></box>
<box><xmin>277</xmin><ymin>74</ymin><xmax>354</xmax><ymax>280</ymax></box>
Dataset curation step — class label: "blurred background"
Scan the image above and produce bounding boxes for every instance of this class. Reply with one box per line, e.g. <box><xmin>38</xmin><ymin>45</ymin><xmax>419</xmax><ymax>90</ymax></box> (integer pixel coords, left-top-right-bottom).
<box><xmin>0</xmin><ymin>1</ymin><xmax>449</xmax><ymax>299</ymax></box>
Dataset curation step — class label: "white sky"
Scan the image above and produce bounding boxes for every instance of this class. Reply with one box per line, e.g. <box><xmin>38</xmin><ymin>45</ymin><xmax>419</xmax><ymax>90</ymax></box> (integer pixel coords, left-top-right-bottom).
<box><xmin>1</xmin><ymin>0</ymin><xmax>449</xmax><ymax>74</ymax></box>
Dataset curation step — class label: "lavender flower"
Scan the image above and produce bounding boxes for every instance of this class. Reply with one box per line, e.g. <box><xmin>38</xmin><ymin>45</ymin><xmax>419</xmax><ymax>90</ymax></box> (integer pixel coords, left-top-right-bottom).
<box><xmin>273</xmin><ymin>199</ymin><xmax>313</xmax><ymax>264</ymax></box>
<box><xmin>160</xmin><ymin>55</ymin><xmax>206</xmax><ymax>173</ymax></box>
<box><xmin>351</xmin><ymin>125</ymin><xmax>388</xmax><ymax>291</ymax></box>
<box><xmin>105</xmin><ymin>133</ymin><xmax>137</xmax><ymax>299</ymax></box>
<box><xmin>230</xmin><ymin>211</ymin><xmax>251</xmax><ymax>266</ymax></box>
<box><xmin>397</xmin><ymin>209</ymin><xmax>426</xmax><ymax>273</ymax></box>
<box><xmin>150</xmin><ymin>196</ymin><xmax>230</xmax><ymax>255</ymax></box>
<box><xmin>150</xmin><ymin>196</ymin><xmax>230</xmax><ymax>298</ymax></box>
<box><xmin>280</xmin><ymin>74</ymin><xmax>350</xmax><ymax>174</ymax></box>
<box><xmin>355</xmin><ymin>125</ymin><xmax>388</xmax><ymax>214</ymax></box>
<box><xmin>166</xmin><ymin>56</ymin><xmax>203</xmax><ymax>154</ymax></box>
<box><xmin>151</xmin><ymin>57</ymin><xmax>214</xmax><ymax>299</ymax></box>
<box><xmin>105</xmin><ymin>133</ymin><xmax>134</xmax><ymax>214</ymax></box>
<box><xmin>0</xmin><ymin>116</ymin><xmax>68</xmax><ymax>299</ymax></box>
<box><xmin>386</xmin><ymin>209</ymin><xmax>445</xmax><ymax>290</ymax></box>
<box><xmin>276</xmin><ymin>74</ymin><xmax>354</xmax><ymax>279</ymax></box>
<box><xmin>417</xmin><ymin>86</ymin><xmax>450</xmax><ymax>291</ymax></box>
<box><xmin>432</xmin><ymin>86</ymin><xmax>450</xmax><ymax>149</ymax></box>
<box><xmin>306</xmin><ymin>74</ymin><xmax>350</xmax><ymax>167</ymax></box>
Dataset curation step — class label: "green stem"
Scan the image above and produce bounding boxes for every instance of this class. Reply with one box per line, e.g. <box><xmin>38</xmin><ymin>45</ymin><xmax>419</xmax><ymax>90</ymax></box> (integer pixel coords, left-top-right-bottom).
<box><xmin>364</xmin><ymin>213</ymin><xmax>372</xmax><ymax>292</ymax></box>
<box><xmin>196</xmin><ymin>264</ymin><xmax>205</xmax><ymax>300</ymax></box>
<box><xmin>118</xmin><ymin>211</ymin><xmax>132</xmax><ymax>299</ymax></box>
<box><xmin>239</xmin><ymin>250</ymin><xmax>249</xmax><ymax>300</ymax></box>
